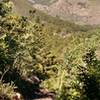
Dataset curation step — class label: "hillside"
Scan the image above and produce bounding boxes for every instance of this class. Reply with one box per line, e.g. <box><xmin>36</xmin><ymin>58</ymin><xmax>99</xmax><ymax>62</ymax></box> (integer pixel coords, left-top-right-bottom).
<box><xmin>11</xmin><ymin>0</ymin><xmax>100</xmax><ymax>25</ymax></box>
<box><xmin>29</xmin><ymin>0</ymin><xmax>100</xmax><ymax>25</ymax></box>
<box><xmin>0</xmin><ymin>0</ymin><xmax>100</xmax><ymax>100</ymax></box>
<box><xmin>11</xmin><ymin>0</ymin><xmax>95</xmax><ymax>34</ymax></box>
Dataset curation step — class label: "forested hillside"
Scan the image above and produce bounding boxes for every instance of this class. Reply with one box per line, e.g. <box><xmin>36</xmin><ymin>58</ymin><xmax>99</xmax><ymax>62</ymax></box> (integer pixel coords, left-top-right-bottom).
<box><xmin>0</xmin><ymin>0</ymin><xmax>100</xmax><ymax>100</ymax></box>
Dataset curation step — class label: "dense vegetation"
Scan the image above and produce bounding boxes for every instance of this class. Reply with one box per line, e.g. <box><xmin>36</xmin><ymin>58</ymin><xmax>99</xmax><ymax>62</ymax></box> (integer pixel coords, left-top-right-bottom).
<box><xmin>0</xmin><ymin>0</ymin><xmax>100</xmax><ymax>100</ymax></box>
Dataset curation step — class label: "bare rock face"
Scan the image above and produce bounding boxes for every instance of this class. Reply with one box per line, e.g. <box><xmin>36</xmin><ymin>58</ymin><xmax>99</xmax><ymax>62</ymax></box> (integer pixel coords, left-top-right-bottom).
<box><xmin>32</xmin><ymin>0</ymin><xmax>100</xmax><ymax>25</ymax></box>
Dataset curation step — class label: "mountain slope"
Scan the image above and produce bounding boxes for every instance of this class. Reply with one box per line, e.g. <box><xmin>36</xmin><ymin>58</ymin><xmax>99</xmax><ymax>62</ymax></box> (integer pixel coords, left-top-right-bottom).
<box><xmin>11</xmin><ymin>0</ymin><xmax>94</xmax><ymax>34</ymax></box>
<box><xmin>11</xmin><ymin>0</ymin><xmax>34</xmax><ymax>16</ymax></box>
<box><xmin>31</xmin><ymin>0</ymin><xmax>100</xmax><ymax>25</ymax></box>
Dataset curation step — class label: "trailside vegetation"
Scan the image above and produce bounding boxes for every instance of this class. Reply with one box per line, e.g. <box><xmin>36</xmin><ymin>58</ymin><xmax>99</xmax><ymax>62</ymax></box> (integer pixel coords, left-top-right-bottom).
<box><xmin>0</xmin><ymin>0</ymin><xmax>100</xmax><ymax>100</ymax></box>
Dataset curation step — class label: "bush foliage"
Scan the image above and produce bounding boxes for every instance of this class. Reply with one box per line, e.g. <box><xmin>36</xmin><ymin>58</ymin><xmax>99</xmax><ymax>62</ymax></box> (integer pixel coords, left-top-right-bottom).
<box><xmin>0</xmin><ymin>0</ymin><xmax>100</xmax><ymax>100</ymax></box>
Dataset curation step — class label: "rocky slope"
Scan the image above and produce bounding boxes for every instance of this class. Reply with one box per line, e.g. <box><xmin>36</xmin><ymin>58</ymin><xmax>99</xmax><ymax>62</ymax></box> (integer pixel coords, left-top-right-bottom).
<box><xmin>10</xmin><ymin>0</ymin><xmax>100</xmax><ymax>25</ymax></box>
<box><xmin>31</xmin><ymin>0</ymin><xmax>100</xmax><ymax>25</ymax></box>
